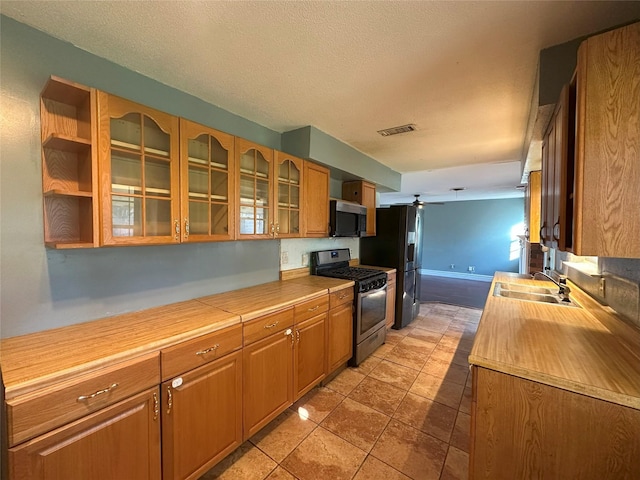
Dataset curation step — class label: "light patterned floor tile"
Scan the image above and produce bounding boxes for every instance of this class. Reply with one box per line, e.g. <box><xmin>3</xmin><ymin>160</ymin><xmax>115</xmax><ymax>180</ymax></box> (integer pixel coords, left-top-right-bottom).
<box><xmin>201</xmin><ymin>442</ymin><xmax>277</xmax><ymax>480</ymax></box>
<box><xmin>281</xmin><ymin>427</ymin><xmax>366</xmax><ymax>480</ymax></box>
<box><xmin>250</xmin><ymin>409</ymin><xmax>317</xmax><ymax>463</ymax></box>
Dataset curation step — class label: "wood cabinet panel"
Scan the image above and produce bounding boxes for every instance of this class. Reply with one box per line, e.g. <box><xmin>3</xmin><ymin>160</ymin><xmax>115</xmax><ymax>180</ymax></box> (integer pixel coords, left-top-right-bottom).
<box><xmin>97</xmin><ymin>92</ymin><xmax>180</xmax><ymax>246</ymax></box>
<box><xmin>385</xmin><ymin>273</ymin><xmax>397</xmax><ymax>329</ymax></box>
<box><xmin>293</xmin><ymin>295</ymin><xmax>329</xmax><ymax>323</ymax></box>
<box><xmin>573</xmin><ymin>22</ymin><xmax>640</xmax><ymax>257</ymax></box>
<box><xmin>342</xmin><ymin>180</ymin><xmax>376</xmax><ymax>236</ymax></box>
<box><xmin>162</xmin><ymin>351</ymin><xmax>242</xmax><ymax>480</ymax></box>
<box><xmin>9</xmin><ymin>387</ymin><xmax>161</xmax><ymax>480</ymax></box>
<box><xmin>274</xmin><ymin>151</ymin><xmax>304</xmax><ymax>238</ymax></box>
<box><xmin>242</xmin><ymin>329</ymin><xmax>294</xmax><ymax>439</ymax></box>
<box><xmin>6</xmin><ymin>352</ymin><xmax>159</xmax><ymax>447</ymax></box>
<box><xmin>303</xmin><ymin>161</ymin><xmax>329</xmax><ymax>237</ymax></box>
<box><xmin>471</xmin><ymin>367</ymin><xmax>640</xmax><ymax>479</ymax></box>
<box><xmin>160</xmin><ymin>324</ymin><xmax>242</xmax><ymax>381</ymax></box>
<box><xmin>294</xmin><ymin>313</ymin><xmax>327</xmax><ymax>400</ymax></box>
<box><xmin>524</xmin><ymin>170</ymin><xmax>541</xmax><ymax>244</ymax></box>
<box><xmin>327</xmin><ymin>302</ymin><xmax>353</xmax><ymax>374</ymax></box>
<box><xmin>329</xmin><ymin>288</ymin><xmax>353</xmax><ymax>309</ymax></box>
<box><xmin>179</xmin><ymin>119</ymin><xmax>236</xmax><ymax>242</ymax></box>
<box><xmin>242</xmin><ymin>308</ymin><xmax>294</xmax><ymax>346</ymax></box>
<box><xmin>40</xmin><ymin>77</ymin><xmax>99</xmax><ymax>248</ymax></box>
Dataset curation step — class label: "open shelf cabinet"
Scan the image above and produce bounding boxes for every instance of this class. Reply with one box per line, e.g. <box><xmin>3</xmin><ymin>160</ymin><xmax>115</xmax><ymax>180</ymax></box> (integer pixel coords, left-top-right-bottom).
<box><xmin>40</xmin><ymin>76</ymin><xmax>99</xmax><ymax>248</ymax></box>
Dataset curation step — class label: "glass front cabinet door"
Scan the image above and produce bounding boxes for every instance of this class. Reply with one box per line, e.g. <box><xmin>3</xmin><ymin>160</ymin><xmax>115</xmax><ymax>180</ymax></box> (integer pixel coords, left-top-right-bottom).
<box><xmin>236</xmin><ymin>139</ymin><xmax>274</xmax><ymax>239</ymax></box>
<box><xmin>98</xmin><ymin>93</ymin><xmax>180</xmax><ymax>245</ymax></box>
<box><xmin>180</xmin><ymin>120</ymin><xmax>235</xmax><ymax>242</ymax></box>
<box><xmin>274</xmin><ymin>151</ymin><xmax>303</xmax><ymax>238</ymax></box>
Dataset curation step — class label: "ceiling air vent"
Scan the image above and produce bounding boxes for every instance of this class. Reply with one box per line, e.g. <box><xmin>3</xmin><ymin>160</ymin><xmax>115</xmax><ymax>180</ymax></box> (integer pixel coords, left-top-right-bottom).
<box><xmin>377</xmin><ymin>124</ymin><xmax>417</xmax><ymax>137</ymax></box>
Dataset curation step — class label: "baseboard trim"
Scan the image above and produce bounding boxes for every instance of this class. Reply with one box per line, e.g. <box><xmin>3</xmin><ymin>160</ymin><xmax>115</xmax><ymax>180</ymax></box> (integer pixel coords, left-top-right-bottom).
<box><xmin>421</xmin><ymin>269</ymin><xmax>493</xmax><ymax>283</ymax></box>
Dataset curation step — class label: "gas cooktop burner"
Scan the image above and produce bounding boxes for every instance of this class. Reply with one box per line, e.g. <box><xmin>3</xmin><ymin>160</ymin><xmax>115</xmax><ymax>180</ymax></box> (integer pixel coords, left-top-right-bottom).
<box><xmin>319</xmin><ymin>266</ymin><xmax>383</xmax><ymax>281</ymax></box>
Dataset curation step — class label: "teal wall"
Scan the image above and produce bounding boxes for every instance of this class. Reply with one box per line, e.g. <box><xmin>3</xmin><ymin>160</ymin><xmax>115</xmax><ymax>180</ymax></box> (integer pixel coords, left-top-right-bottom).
<box><xmin>422</xmin><ymin>198</ymin><xmax>524</xmax><ymax>276</ymax></box>
<box><xmin>0</xmin><ymin>16</ymin><xmax>283</xmax><ymax>338</ymax></box>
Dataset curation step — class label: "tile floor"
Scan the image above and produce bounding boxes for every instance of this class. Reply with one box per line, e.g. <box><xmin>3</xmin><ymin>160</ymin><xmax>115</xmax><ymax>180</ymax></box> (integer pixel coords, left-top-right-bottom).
<box><xmin>201</xmin><ymin>302</ymin><xmax>480</xmax><ymax>480</ymax></box>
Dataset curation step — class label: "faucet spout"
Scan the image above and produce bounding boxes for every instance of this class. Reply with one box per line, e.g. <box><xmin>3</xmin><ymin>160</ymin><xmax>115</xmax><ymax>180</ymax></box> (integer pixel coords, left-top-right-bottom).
<box><xmin>532</xmin><ymin>271</ymin><xmax>571</xmax><ymax>301</ymax></box>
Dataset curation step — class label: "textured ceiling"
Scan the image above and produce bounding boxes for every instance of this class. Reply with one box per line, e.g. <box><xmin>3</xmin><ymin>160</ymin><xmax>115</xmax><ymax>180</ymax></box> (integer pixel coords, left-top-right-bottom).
<box><xmin>2</xmin><ymin>1</ymin><xmax>639</xmax><ymax>203</ymax></box>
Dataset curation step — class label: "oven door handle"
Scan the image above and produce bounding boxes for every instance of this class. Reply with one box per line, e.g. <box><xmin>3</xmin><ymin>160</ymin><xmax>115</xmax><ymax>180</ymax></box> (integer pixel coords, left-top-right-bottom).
<box><xmin>359</xmin><ymin>284</ymin><xmax>387</xmax><ymax>297</ymax></box>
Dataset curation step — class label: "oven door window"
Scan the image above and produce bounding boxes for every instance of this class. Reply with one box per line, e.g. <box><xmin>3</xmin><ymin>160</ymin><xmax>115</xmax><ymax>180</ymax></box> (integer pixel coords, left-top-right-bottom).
<box><xmin>359</xmin><ymin>287</ymin><xmax>387</xmax><ymax>338</ymax></box>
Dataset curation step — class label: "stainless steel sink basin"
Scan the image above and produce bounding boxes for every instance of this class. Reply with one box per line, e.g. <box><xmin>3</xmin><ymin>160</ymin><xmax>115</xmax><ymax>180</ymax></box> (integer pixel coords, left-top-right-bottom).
<box><xmin>493</xmin><ymin>282</ymin><xmax>579</xmax><ymax>307</ymax></box>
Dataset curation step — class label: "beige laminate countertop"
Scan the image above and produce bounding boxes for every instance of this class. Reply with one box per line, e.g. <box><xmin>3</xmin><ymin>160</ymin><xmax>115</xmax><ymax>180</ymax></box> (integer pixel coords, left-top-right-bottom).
<box><xmin>282</xmin><ymin>275</ymin><xmax>354</xmax><ymax>293</ymax></box>
<box><xmin>197</xmin><ymin>280</ymin><xmax>331</xmax><ymax>321</ymax></box>
<box><xmin>0</xmin><ymin>277</ymin><xmax>350</xmax><ymax>399</ymax></box>
<box><xmin>470</xmin><ymin>272</ymin><xmax>640</xmax><ymax>410</ymax></box>
<box><xmin>0</xmin><ymin>300</ymin><xmax>240</xmax><ymax>399</ymax></box>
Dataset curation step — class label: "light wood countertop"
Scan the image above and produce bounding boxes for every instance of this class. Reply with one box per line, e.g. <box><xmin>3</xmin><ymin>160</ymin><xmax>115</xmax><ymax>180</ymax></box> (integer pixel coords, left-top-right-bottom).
<box><xmin>282</xmin><ymin>275</ymin><xmax>354</xmax><ymax>293</ymax></box>
<box><xmin>470</xmin><ymin>272</ymin><xmax>640</xmax><ymax>410</ymax></box>
<box><xmin>197</xmin><ymin>280</ymin><xmax>328</xmax><ymax>321</ymax></box>
<box><xmin>0</xmin><ymin>300</ymin><xmax>240</xmax><ymax>399</ymax></box>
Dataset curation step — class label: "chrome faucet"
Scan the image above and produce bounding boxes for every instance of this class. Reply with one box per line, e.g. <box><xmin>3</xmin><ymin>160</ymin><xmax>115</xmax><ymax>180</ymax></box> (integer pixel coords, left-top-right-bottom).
<box><xmin>532</xmin><ymin>271</ymin><xmax>572</xmax><ymax>302</ymax></box>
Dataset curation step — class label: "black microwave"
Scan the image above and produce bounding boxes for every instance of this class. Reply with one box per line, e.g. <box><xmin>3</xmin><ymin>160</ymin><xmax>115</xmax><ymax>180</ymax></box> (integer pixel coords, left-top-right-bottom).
<box><xmin>329</xmin><ymin>200</ymin><xmax>367</xmax><ymax>237</ymax></box>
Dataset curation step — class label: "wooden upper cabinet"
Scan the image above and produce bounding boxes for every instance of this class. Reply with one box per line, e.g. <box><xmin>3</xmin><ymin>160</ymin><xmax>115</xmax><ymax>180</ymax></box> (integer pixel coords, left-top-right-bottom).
<box><xmin>40</xmin><ymin>77</ymin><xmax>99</xmax><ymax>248</ymax></box>
<box><xmin>540</xmin><ymin>84</ymin><xmax>571</xmax><ymax>250</ymax></box>
<box><xmin>274</xmin><ymin>151</ymin><xmax>304</xmax><ymax>238</ymax></box>
<box><xmin>180</xmin><ymin>120</ymin><xmax>235</xmax><ymax>242</ymax></box>
<box><xmin>572</xmin><ymin>21</ymin><xmax>640</xmax><ymax>257</ymax></box>
<box><xmin>303</xmin><ymin>161</ymin><xmax>330</xmax><ymax>237</ymax></box>
<box><xmin>525</xmin><ymin>171</ymin><xmax>541</xmax><ymax>244</ymax></box>
<box><xmin>97</xmin><ymin>93</ymin><xmax>180</xmax><ymax>246</ymax></box>
<box><xmin>235</xmin><ymin>138</ymin><xmax>274</xmax><ymax>239</ymax></box>
<box><xmin>342</xmin><ymin>180</ymin><xmax>376</xmax><ymax>236</ymax></box>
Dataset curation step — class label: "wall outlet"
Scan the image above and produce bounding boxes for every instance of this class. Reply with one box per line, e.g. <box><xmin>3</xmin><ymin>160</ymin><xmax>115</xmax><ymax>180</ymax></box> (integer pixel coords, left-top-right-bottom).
<box><xmin>450</xmin><ymin>264</ymin><xmax>455</xmax><ymax>269</ymax></box>
<box><xmin>302</xmin><ymin>253</ymin><xmax>309</xmax><ymax>266</ymax></box>
<box><xmin>281</xmin><ymin>251</ymin><xmax>288</xmax><ymax>265</ymax></box>
<box><xmin>468</xmin><ymin>266</ymin><xmax>475</xmax><ymax>272</ymax></box>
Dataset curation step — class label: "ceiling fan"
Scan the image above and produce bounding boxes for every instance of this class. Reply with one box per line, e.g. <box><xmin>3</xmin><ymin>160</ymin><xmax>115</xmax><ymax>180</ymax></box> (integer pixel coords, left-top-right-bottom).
<box><xmin>413</xmin><ymin>194</ymin><xmax>444</xmax><ymax>206</ymax></box>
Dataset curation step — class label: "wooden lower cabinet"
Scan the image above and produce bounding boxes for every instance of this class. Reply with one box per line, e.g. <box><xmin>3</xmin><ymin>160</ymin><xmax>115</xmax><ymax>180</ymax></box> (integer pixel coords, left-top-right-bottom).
<box><xmin>9</xmin><ymin>387</ymin><xmax>161</xmax><ymax>480</ymax></box>
<box><xmin>385</xmin><ymin>271</ymin><xmax>396</xmax><ymax>329</ymax></box>
<box><xmin>243</xmin><ymin>328</ymin><xmax>294</xmax><ymax>439</ymax></box>
<box><xmin>294</xmin><ymin>313</ymin><xmax>327</xmax><ymax>399</ymax></box>
<box><xmin>161</xmin><ymin>350</ymin><xmax>242</xmax><ymax>480</ymax></box>
<box><xmin>470</xmin><ymin>366</ymin><xmax>640</xmax><ymax>479</ymax></box>
<box><xmin>327</xmin><ymin>302</ymin><xmax>353</xmax><ymax>373</ymax></box>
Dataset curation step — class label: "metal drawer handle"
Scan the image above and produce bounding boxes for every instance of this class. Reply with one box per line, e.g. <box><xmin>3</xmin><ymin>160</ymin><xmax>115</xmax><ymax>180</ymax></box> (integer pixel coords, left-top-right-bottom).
<box><xmin>264</xmin><ymin>321</ymin><xmax>279</xmax><ymax>329</ymax></box>
<box><xmin>77</xmin><ymin>383</ymin><xmax>118</xmax><ymax>402</ymax></box>
<box><xmin>196</xmin><ymin>344</ymin><xmax>220</xmax><ymax>356</ymax></box>
<box><xmin>308</xmin><ymin>305</ymin><xmax>319</xmax><ymax>312</ymax></box>
<box><xmin>338</xmin><ymin>293</ymin><xmax>348</xmax><ymax>300</ymax></box>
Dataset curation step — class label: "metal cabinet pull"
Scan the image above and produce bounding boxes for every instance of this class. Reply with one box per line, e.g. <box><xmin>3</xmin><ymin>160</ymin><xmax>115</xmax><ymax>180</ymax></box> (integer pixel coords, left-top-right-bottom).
<box><xmin>275</xmin><ymin>223</ymin><xmax>280</xmax><ymax>236</ymax></box>
<box><xmin>338</xmin><ymin>293</ymin><xmax>348</xmax><ymax>300</ymax></box>
<box><xmin>174</xmin><ymin>219</ymin><xmax>180</xmax><ymax>240</ymax></box>
<box><xmin>77</xmin><ymin>383</ymin><xmax>118</xmax><ymax>402</ymax></box>
<box><xmin>153</xmin><ymin>392</ymin><xmax>159</xmax><ymax>421</ymax></box>
<box><xmin>184</xmin><ymin>218</ymin><xmax>190</xmax><ymax>238</ymax></box>
<box><xmin>307</xmin><ymin>305</ymin><xmax>319</xmax><ymax>312</ymax></box>
<box><xmin>264</xmin><ymin>321</ymin><xmax>279</xmax><ymax>329</ymax></box>
<box><xmin>166</xmin><ymin>386</ymin><xmax>173</xmax><ymax>415</ymax></box>
<box><xmin>296</xmin><ymin>330</ymin><xmax>300</xmax><ymax>343</ymax></box>
<box><xmin>553</xmin><ymin>221</ymin><xmax>560</xmax><ymax>241</ymax></box>
<box><xmin>196</xmin><ymin>344</ymin><xmax>220</xmax><ymax>356</ymax></box>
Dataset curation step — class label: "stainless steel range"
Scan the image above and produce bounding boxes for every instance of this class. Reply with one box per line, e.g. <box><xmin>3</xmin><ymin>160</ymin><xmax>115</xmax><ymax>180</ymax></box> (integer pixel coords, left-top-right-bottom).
<box><xmin>311</xmin><ymin>248</ymin><xmax>387</xmax><ymax>366</ymax></box>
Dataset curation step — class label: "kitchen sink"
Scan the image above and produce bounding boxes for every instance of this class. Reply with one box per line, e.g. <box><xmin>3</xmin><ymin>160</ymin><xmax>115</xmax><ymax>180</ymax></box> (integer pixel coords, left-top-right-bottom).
<box><xmin>493</xmin><ymin>282</ymin><xmax>579</xmax><ymax>307</ymax></box>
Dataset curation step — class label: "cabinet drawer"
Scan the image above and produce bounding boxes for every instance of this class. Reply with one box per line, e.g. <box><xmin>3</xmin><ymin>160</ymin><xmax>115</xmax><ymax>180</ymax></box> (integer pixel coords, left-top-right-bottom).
<box><xmin>294</xmin><ymin>295</ymin><xmax>329</xmax><ymax>322</ymax></box>
<box><xmin>329</xmin><ymin>288</ymin><xmax>354</xmax><ymax>309</ymax></box>
<box><xmin>243</xmin><ymin>308</ymin><xmax>294</xmax><ymax>346</ymax></box>
<box><xmin>161</xmin><ymin>324</ymin><xmax>242</xmax><ymax>381</ymax></box>
<box><xmin>6</xmin><ymin>352</ymin><xmax>160</xmax><ymax>447</ymax></box>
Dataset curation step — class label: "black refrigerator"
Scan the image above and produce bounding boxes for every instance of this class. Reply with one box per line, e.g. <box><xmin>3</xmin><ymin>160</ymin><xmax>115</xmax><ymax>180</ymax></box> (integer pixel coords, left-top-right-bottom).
<box><xmin>360</xmin><ymin>205</ymin><xmax>423</xmax><ymax>329</ymax></box>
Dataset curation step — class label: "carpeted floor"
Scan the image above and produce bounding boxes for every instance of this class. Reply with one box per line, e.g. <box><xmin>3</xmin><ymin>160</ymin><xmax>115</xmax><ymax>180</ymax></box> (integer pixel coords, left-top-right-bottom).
<box><xmin>420</xmin><ymin>275</ymin><xmax>491</xmax><ymax>309</ymax></box>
